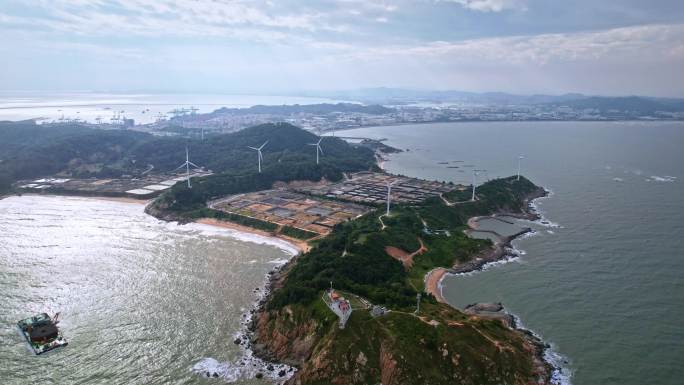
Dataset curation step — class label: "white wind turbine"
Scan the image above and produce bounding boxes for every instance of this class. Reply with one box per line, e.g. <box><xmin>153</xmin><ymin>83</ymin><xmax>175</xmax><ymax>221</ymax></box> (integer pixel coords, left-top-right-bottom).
<box><xmin>517</xmin><ymin>155</ymin><xmax>524</xmax><ymax>181</ymax></box>
<box><xmin>470</xmin><ymin>169</ymin><xmax>487</xmax><ymax>201</ymax></box>
<box><xmin>247</xmin><ymin>140</ymin><xmax>268</xmax><ymax>173</ymax></box>
<box><xmin>308</xmin><ymin>137</ymin><xmax>324</xmax><ymax>165</ymax></box>
<box><xmin>386</xmin><ymin>180</ymin><xmax>399</xmax><ymax>216</ymax></box>
<box><xmin>174</xmin><ymin>146</ymin><xmax>201</xmax><ymax>188</ymax></box>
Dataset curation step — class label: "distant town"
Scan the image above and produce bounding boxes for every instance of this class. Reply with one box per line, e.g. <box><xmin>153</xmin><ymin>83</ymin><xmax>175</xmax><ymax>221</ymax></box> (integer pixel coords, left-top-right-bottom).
<box><xmin>38</xmin><ymin>94</ymin><xmax>684</xmax><ymax>137</ymax></box>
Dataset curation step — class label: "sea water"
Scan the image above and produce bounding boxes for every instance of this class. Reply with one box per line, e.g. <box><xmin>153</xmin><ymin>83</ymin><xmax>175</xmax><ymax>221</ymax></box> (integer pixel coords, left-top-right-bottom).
<box><xmin>0</xmin><ymin>195</ymin><xmax>295</xmax><ymax>384</ymax></box>
<box><xmin>343</xmin><ymin>121</ymin><xmax>684</xmax><ymax>385</ymax></box>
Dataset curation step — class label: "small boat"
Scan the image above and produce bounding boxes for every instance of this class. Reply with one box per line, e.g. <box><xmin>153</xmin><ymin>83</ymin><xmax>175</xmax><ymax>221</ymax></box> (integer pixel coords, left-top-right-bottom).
<box><xmin>17</xmin><ymin>313</ymin><xmax>67</xmax><ymax>355</ymax></box>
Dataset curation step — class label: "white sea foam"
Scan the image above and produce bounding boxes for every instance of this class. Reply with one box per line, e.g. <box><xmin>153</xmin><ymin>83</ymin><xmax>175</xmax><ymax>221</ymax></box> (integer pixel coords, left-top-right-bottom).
<box><xmin>612</xmin><ymin>177</ymin><xmax>624</xmax><ymax>182</ymax></box>
<box><xmin>647</xmin><ymin>175</ymin><xmax>677</xmax><ymax>183</ymax></box>
<box><xmin>193</xmin><ymin>269</ymin><xmax>296</xmax><ymax>384</ymax></box>
<box><xmin>446</xmin><ymin>254</ymin><xmax>522</xmax><ymax>279</ymax></box>
<box><xmin>527</xmin><ymin>189</ymin><xmax>562</xmax><ymax>228</ymax></box>
<box><xmin>510</xmin><ymin>315</ymin><xmax>573</xmax><ymax>385</ymax></box>
<box><xmin>170</xmin><ymin>221</ymin><xmax>300</xmax><ymax>256</ymax></box>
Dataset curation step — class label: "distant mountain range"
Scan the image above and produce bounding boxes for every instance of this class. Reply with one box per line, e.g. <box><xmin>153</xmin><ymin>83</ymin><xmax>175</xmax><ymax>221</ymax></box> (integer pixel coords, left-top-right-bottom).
<box><xmin>305</xmin><ymin>88</ymin><xmax>684</xmax><ymax>113</ymax></box>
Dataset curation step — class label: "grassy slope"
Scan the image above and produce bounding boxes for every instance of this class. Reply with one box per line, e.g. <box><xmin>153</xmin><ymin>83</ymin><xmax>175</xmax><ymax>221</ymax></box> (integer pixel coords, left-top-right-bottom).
<box><xmin>255</xmin><ymin>176</ymin><xmax>548</xmax><ymax>385</ymax></box>
<box><xmin>269</xmin><ymin>176</ymin><xmax>540</xmax><ymax>310</ymax></box>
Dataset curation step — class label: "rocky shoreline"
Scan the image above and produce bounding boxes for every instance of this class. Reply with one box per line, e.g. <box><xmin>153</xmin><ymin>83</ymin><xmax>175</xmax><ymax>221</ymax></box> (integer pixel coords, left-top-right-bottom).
<box><xmin>245</xmin><ymin>185</ymin><xmax>564</xmax><ymax>384</ymax></box>
<box><xmin>191</xmin><ymin>254</ymin><xmax>301</xmax><ymax>383</ymax></box>
<box><xmin>432</xmin><ymin>186</ymin><xmax>566</xmax><ymax>385</ymax></box>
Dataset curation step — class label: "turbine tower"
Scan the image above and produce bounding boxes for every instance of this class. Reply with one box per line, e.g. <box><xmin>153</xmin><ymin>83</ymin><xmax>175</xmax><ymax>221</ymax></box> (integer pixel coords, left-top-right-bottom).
<box><xmin>248</xmin><ymin>140</ymin><xmax>268</xmax><ymax>173</ymax></box>
<box><xmin>517</xmin><ymin>155</ymin><xmax>524</xmax><ymax>181</ymax></box>
<box><xmin>471</xmin><ymin>170</ymin><xmax>479</xmax><ymax>202</ymax></box>
<box><xmin>174</xmin><ymin>147</ymin><xmax>201</xmax><ymax>188</ymax></box>
<box><xmin>386</xmin><ymin>180</ymin><xmax>398</xmax><ymax>216</ymax></box>
<box><xmin>308</xmin><ymin>138</ymin><xmax>324</xmax><ymax>165</ymax></box>
<box><xmin>471</xmin><ymin>169</ymin><xmax>487</xmax><ymax>201</ymax></box>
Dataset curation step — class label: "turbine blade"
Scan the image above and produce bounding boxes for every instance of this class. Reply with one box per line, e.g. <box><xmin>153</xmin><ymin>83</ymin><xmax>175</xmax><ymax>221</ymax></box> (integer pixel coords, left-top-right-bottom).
<box><xmin>259</xmin><ymin>140</ymin><xmax>269</xmax><ymax>150</ymax></box>
<box><xmin>317</xmin><ymin>138</ymin><xmax>323</xmax><ymax>145</ymax></box>
<box><xmin>188</xmin><ymin>161</ymin><xmax>200</xmax><ymax>168</ymax></box>
<box><xmin>172</xmin><ymin>162</ymin><xmax>187</xmax><ymax>172</ymax></box>
<box><xmin>318</xmin><ymin>145</ymin><xmax>324</xmax><ymax>155</ymax></box>
<box><xmin>247</xmin><ymin>146</ymin><xmax>258</xmax><ymax>150</ymax></box>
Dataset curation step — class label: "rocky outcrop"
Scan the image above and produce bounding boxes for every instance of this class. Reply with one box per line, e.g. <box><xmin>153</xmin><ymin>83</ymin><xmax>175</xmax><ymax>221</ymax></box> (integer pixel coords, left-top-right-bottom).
<box><xmin>252</xmin><ymin>308</ymin><xmax>319</xmax><ymax>366</ymax></box>
<box><xmin>379</xmin><ymin>343</ymin><xmax>401</xmax><ymax>385</ymax></box>
<box><xmin>464</xmin><ymin>302</ymin><xmax>515</xmax><ymax>328</ymax></box>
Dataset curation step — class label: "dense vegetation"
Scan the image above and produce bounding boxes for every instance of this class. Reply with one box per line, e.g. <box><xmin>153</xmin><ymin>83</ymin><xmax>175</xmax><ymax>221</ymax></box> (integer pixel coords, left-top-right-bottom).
<box><xmin>269</xmin><ymin>176</ymin><xmax>541</xmax><ymax>310</ymax></box>
<box><xmin>0</xmin><ymin>121</ymin><xmax>376</xmax><ymax>195</ymax></box>
<box><xmin>256</xmin><ymin>176</ymin><xmax>548</xmax><ymax>385</ymax></box>
<box><xmin>152</xmin><ymin>123</ymin><xmax>377</xmax><ymax>211</ymax></box>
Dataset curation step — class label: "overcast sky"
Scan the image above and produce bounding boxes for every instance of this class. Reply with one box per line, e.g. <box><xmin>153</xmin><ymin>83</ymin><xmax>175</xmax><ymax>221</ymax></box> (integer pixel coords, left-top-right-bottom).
<box><xmin>1</xmin><ymin>0</ymin><xmax>683</xmax><ymax>96</ymax></box>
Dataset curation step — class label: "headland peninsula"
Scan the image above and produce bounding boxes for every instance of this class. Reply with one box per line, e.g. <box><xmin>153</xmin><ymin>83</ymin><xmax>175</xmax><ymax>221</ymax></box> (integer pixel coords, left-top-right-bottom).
<box><xmin>2</xmin><ymin>120</ymin><xmax>557</xmax><ymax>384</ymax></box>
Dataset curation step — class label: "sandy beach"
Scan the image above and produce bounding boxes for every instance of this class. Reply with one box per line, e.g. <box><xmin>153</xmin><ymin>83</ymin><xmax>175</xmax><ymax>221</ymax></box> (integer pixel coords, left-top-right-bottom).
<box><xmin>87</xmin><ymin>196</ymin><xmax>150</xmax><ymax>205</ymax></box>
<box><xmin>19</xmin><ymin>193</ymin><xmax>150</xmax><ymax>205</ymax></box>
<box><xmin>197</xmin><ymin>218</ymin><xmax>310</xmax><ymax>254</ymax></box>
<box><xmin>424</xmin><ymin>267</ymin><xmax>448</xmax><ymax>303</ymax></box>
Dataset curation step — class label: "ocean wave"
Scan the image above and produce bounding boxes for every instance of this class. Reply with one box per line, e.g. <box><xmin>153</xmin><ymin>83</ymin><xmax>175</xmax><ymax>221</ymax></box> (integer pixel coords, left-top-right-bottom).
<box><xmin>527</xmin><ymin>189</ymin><xmax>562</xmax><ymax>228</ymax></box>
<box><xmin>171</xmin><ymin>222</ymin><xmax>300</xmax><ymax>256</ymax></box>
<box><xmin>510</xmin><ymin>314</ymin><xmax>573</xmax><ymax>385</ymax></box>
<box><xmin>646</xmin><ymin>175</ymin><xmax>677</xmax><ymax>183</ymax></box>
<box><xmin>445</xmin><ymin>254</ymin><xmax>522</xmax><ymax>280</ymax></box>
<box><xmin>192</xmin><ymin>271</ymin><xmax>296</xmax><ymax>384</ymax></box>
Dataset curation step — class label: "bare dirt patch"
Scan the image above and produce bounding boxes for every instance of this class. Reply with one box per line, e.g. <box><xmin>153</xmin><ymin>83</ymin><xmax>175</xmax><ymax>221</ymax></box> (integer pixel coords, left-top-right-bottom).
<box><xmin>385</xmin><ymin>238</ymin><xmax>427</xmax><ymax>269</ymax></box>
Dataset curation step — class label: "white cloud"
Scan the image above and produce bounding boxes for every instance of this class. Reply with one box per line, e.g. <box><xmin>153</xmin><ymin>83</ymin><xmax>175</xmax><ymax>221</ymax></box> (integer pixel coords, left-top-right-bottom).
<box><xmin>0</xmin><ymin>0</ymin><xmax>348</xmax><ymax>41</ymax></box>
<box><xmin>1</xmin><ymin>1</ymin><xmax>683</xmax><ymax>96</ymax></box>
<box><xmin>333</xmin><ymin>23</ymin><xmax>684</xmax><ymax>65</ymax></box>
<box><xmin>440</xmin><ymin>0</ymin><xmax>525</xmax><ymax>13</ymax></box>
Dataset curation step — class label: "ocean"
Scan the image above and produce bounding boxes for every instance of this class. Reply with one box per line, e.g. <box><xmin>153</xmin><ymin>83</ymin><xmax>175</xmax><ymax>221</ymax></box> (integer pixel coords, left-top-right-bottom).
<box><xmin>0</xmin><ymin>92</ymin><xmax>342</xmax><ymax>124</ymax></box>
<box><xmin>342</xmin><ymin>121</ymin><xmax>684</xmax><ymax>385</ymax></box>
<box><xmin>0</xmin><ymin>196</ymin><xmax>296</xmax><ymax>384</ymax></box>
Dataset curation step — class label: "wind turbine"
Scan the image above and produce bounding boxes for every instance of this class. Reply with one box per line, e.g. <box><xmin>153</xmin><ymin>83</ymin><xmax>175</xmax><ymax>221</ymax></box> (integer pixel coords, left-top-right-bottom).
<box><xmin>248</xmin><ymin>140</ymin><xmax>268</xmax><ymax>173</ymax></box>
<box><xmin>386</xmin><ymin>180</ymin><xmax>398</xmax><ymax>216</ymax></box>
<box><xmin>174</xmin><ymin>146</ymin><xmax>201</xmax><ymax>188</ymax></box>
<box><xmin>308</xmin><ymin>137</ymin><xmax>324</xmax><ymax>165</ymax></box>
<box><xmin>471</xmin><ymin>170</ymin><xmax>480</xmax><ymax>202</ymax></box>
<box><xmin>517</xmin><ymin>155</ymin><xmax>524</xmax><ymax>181</ymax></box>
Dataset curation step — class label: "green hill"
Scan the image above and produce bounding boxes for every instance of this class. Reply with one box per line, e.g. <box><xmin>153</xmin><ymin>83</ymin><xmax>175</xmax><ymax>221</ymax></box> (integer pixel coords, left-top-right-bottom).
<box><xmin>254</xmin><ymin>176</ymin><xmax>552</xmax><ymax>385</ymax></box>
<box><xmin>0</xmin><ymin>121</ymin><xmax>376</xmax><ymax>195</ymax></box>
